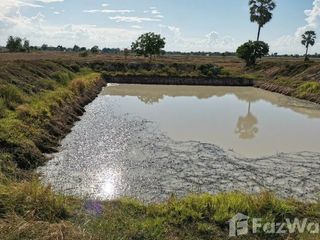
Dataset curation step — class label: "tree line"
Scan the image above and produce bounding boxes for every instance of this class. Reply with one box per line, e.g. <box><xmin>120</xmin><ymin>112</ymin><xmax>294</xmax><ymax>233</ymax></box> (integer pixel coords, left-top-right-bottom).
<box><xmin>4</xmin><ymin>37</ymin><xmax>125</xmax><ymax>55</ymax></box>
<box><xmin>3</xmin><ymin>1</ymin><xmax>318</xmax><ymax>64</ymax></box>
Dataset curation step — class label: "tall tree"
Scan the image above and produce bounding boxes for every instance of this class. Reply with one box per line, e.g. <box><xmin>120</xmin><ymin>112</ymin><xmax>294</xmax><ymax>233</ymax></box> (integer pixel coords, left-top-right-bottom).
<box><xmin>249</xmin><ymin>0</ymin><xmax>276</xmax><ymax>41</ymax></box>
<box><xmin>73</xmin><ymin>45</ymin><xmax>80</xmax><ymax>52</ymax></box>
<box><xmin>41</xmin><ymin>44</ymin><xmax>48</xmax><ymax>51</ymax></box>
<box><xmin>6</xmin><ymin>36</ymin><xmax>23</xmax><ymax>52</ymax></box>
<box><xmin>131</xmin><ymin>32</ymin><xmax>166</xmax><ymax>60</ymax></box>
<box><xmin>301</xmin><ymin>31</ymin><xmax>316</xmax><ymax>61</ymax></box>
<box><xmin>90</xmin><ymin>46</ymin><xmax>100</xmax><ymax>54</ymax></box>
<box><xmin>23</xmin><ymin>39</ymin><xmax>30</xmax><ymax>53</ymax></box>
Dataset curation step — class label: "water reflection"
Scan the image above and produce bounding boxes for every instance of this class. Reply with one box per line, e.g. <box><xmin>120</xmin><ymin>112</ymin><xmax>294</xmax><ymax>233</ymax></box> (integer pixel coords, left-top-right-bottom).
<box><xmin>235</xmin><ymin>102</ymin><xmax>259</xmax><ymax>140</ymax></box>
<box><xmin>102</xmin><ymin>84</ymin><xmax>320</xmax><ymax>156</ymax></box>
<box><xmin>102</xmin><ymin>84</ymin><xmax>320</xmax><ymax>119</ymax></box>
<box><xmin>96</xmin><ymin>169</ymin><xmax>121</xmax><ymax>199</ymax></box>
<box><xmin>138</xmin><ymin>95</ymin><xmax>163</xmax><ymax>105</ymax></box>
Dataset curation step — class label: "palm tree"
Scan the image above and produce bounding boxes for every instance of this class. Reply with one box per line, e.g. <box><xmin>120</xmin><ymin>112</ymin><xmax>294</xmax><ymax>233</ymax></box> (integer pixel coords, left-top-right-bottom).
<box><xmin>249</xmin><ymin>0</ymin><xmax>276</xmax><ymax>41</ymax></box>
<box><xmin>235</xmin><ymin>102</ymin><xmax>259</xmax><ymax>140</ymax></box>
<box><xmin>301</xmin><ymin>31</ymin><xmax>317</xmax><ymax>61</ymax></box>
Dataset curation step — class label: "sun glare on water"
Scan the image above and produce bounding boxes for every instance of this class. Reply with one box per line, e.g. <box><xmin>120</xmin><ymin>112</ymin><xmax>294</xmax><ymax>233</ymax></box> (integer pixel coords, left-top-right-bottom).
<box><xmin>96</xmin><ymin>169</ymin><xmax>122</xmax><ymax>199</ymax></box>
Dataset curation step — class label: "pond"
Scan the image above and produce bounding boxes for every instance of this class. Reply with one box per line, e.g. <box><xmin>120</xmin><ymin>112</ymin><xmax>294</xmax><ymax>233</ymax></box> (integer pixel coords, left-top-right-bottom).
<box><xmin>39</xmin><ymin>84</ymin><xmax>320</xmax><ymax>202</ymax></box>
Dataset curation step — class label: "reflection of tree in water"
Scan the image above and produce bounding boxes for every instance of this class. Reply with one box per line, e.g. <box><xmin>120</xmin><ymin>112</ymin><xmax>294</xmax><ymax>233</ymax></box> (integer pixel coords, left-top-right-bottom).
<box><xmin>138</xmin><ymin>95</ymin><xmax>164</xmax><ymax>104</ymax></box>
<box><xmin>235</xmin><ymin>102</ymin><xmax>259</xmax><ymax>140</ymax></box>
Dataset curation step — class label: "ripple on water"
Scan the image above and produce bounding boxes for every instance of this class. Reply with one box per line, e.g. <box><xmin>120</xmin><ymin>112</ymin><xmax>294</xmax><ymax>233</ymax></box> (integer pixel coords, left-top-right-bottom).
<box><xmin>38</xmin><ymin>95</ymin><xmax>320</xmax><ymax>203</ymax></box>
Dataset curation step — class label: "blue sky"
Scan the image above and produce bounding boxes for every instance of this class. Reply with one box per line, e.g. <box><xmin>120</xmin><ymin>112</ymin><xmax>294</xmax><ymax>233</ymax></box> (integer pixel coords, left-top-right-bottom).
<box><xmin>0</xmin><ymin>0</ymin><xmax>319</xmax><ymax>54</ymax></box>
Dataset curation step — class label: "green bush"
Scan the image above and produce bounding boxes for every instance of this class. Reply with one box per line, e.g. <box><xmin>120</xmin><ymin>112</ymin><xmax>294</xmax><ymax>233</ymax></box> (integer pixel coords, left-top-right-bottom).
<box><xmin>79</xmin><ymin>51</ymin><xmax>89</xmax><ymax>57</ymax></box>
<box><xmin>69</xmin><ymin>64</ymin><xmax>81</xmax><ymax>73</ymax></box>
<box><xmin>101</xmin><ymin>71</ymin><xmax>110</xmax><ymax>80</ymax></box>
<box><xmin>51</xmin><ymin>71</ymin><xmax>75</xmax><ymax>85</ymax></box>
<box><xmin>163</xmin><ymin>66</ymin><xmax>178</xmax><ymax>76</ymax></box>
<box><xmin>197</xmin><ymin>64</ymin><xmax>222</xmax><ymax>76</ymax></box>
<box><xmin>0</xmin><ymin>84</ymin><xmax>25</xmax><ymax>108</ymax></box>
<box><xmin>236</xmin><ymin>41</ymin><xmax>269</xmax><ymax>66</ymax></box>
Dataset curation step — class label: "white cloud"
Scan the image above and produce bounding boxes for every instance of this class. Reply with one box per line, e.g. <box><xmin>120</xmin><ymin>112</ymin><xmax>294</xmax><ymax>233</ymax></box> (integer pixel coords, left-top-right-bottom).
<box><xmin>37</xmin><ymin>0</ymin><xmax>63</xmax><ymax>2</ymax></box>
<box><xmin>102</xmin><ymin>3</ymin><xmax>109</xmax><ymax>7</ymax></box>
<box><xmin>83</xmin><ymin>9</ymin><xmax>134</xmax><ymax>14</ymax></box>
<box><xmin>151</xmin><ymin>10</ymin><xmax>160</xmax><ymax>15</ymax></box>
<box><xmin>0</xmin><ymin>2</ymin><xmax>141</xmax><ymax>48</ymax></box>
<box><xmin>131</xmin><ymin>25</ymin><xmax>143</xmax><ymax>29</ymax></box>
<box><xmin>109</xmin><ymin>16</ymin><xmax>161</xmax><ymax>23</ymax></box>
<box><xmin>167</xmin><ymin>25</ymin><xmax>181</xmax><ymax>38</ymax></box>
<box><xmin>206</xmin><ymin>31</ymin><xmax>219</xmax><ymax>45</ymax></box>
<box><xmin>144</xmin><ymin>6</ymin><xmax>164</xmax><ymax>19</ymax></box>
<box><xmin>160</xmin><ymin>24</ymin><xmax>236</xmax><ymax>52</ymax></box>
<box><xmin>0</xmin><ymin>0</ymin><xmax>64</xmax><ymax>17</ymax></box>
<box><xmin>295</xmin><ymin>0</ymin><xmax>320</xmax><ymax>36</ymax></box>
<box><xmin>270</xmin><ymin>0</ymin><xmax>320</xmax><ymax>54</ymax></box>
<box><xmin>0</xmin><ymin>18</ymin><xmax>141</xmax><ymax>48</ymax></box>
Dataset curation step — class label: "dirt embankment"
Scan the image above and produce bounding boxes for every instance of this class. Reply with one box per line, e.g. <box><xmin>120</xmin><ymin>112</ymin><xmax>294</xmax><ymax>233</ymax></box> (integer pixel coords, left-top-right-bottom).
<box><xmin>243</xmin><ymin>61</ymin><xmax>320</xmax><ymax>104</ymax></box>
<box><xmin>104</xmin><ymin>75</ymin><xmax>253</xmax><ymax>86</ymax></box>
<box><xmin>0</xmin><ymin>60</ymin><xmax>107</xmax><ymax>178</ymax></box>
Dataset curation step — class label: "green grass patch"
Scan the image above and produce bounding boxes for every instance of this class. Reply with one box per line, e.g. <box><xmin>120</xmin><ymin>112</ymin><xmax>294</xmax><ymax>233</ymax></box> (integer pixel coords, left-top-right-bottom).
<box><xmin>51</xmin><ymin>71</ymin><xmax>75</xmax><ymax>85</ymax></box>
<box><xmin>0</xmin><ymin>180</ymin><xmax>72</xmax><ymax>222</ymax></box>
<box><xmin>296</xmin><ymin>82</ymin><xmax>320</xmax><ymax>97</ymax></box>
<box><xmin>82</xmin><ymin>192</ymin><xmax>319</xmax><ymax>240</ymax></box>
<box><xmin>0</xmin><ymin>84</ymin><xmax>25</xmax><ymax>109</ymax></box>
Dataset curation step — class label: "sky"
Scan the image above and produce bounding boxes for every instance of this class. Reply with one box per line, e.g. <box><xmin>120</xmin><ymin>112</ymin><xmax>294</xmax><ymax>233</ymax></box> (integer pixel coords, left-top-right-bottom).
<box><xmin>0</xmin><ymin>0</ymin><xmax>319</xmax><ymax>54</ymax></box>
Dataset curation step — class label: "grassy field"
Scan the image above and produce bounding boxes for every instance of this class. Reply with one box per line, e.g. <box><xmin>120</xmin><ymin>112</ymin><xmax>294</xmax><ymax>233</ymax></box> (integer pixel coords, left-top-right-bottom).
<box><xmin>0</xmin><ymin>52</ymin><xmax>320</xmax><ymax>239</ymax></box>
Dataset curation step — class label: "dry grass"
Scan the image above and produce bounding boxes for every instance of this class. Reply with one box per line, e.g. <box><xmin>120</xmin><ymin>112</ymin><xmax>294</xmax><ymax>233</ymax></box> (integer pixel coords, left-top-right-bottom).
<box><xmin>1</xmin><ymin>51</ymin><xmax>320</xmax><ymax>78</ymax></box>
<box><xmin>0</xmin><ymin>215</ymin><xmax>90</xmax><ymax>240</ymax></box>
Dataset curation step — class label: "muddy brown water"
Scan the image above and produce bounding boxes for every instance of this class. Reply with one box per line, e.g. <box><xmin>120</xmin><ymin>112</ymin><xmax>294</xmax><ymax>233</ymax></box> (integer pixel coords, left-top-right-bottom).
<box><xmin>39</xmin><ymin>84</ymin><xmax>320</xmax><ymax>202</ymax></box>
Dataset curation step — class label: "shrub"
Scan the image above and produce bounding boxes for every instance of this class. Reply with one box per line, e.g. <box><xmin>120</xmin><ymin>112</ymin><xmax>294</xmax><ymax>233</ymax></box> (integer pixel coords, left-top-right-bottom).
<box><xmin>0</xmin><ymin>84</ymin><xmax>25</xmax><ymax>108</ymax></box>
<box><xmin>51</xmin><ymin>71</ymin><xmax>74</xmax><ymax>85</ymax></box>
<box><xmin>163</xmin><ymin>66</ymin><xmax>178</xmax><ymax>76</ymax></box>
<box><xmin>79</xmin><ymin>51</ymin><xmax>89</xmax><ymax>57</ymax></box>
<box><xmin>197</xmin><ymin>64</ymin><xmax>222</xmax><ymax>76</ymax></box>
<box><xmin>69</xmin><ymin>64</ymin><xmax>81</xmax><ymax>73</ymax></box>
<box><xmin>101</xmin><ymin>71</ymin><xmax>110</xmax><ymax>80</ymax></box>
<box><xmin>221</xmin><ymin>68</ymin><xmax>231</xmax><ymax>76</ymax></box>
